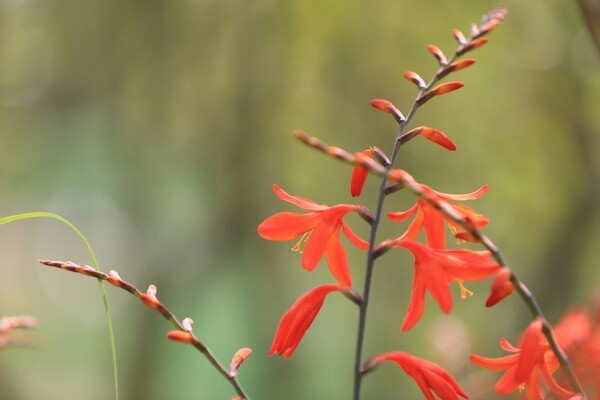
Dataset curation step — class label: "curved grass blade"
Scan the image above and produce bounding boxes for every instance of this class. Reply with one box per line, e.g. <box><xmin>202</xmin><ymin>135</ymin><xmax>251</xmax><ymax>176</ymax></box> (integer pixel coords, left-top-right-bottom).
<box><xmin>0</xmin><ymin>212</ymin><xmax>119</xmax><ymax>400</ymax></box>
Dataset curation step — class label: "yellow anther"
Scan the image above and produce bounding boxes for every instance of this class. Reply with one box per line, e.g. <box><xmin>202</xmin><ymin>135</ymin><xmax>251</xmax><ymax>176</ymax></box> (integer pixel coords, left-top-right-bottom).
<box><xmin>447</xmin><ymin>224</ymin><xmax>466</xmax><ymax>244</ymax></box>
<box><xmin>291</xmin><ymin>231</ymin><xmax>311</xmax><ymax>253</ymax></box>
<box><xmin>457</xmin><ymin>280</ymin><xmax>474</xmax><ymax>299</ymax></box>
<box><xmin>518</xmin><ymin>384</ymin><xmax>525</xmax><ymax>393</ymax></box>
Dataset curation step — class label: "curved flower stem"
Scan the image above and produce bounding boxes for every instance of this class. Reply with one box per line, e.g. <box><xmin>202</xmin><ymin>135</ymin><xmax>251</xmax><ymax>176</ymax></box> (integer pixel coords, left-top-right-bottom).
<box><xmin>397</xmin><ymin>179</ymin><xmax>586</xmax><ymax>397</ymax></box>
<box><xmin>39</xmin><ymin>259</ymin><xmax>252</xmax><ymax>400</ymax></box>
<box><xmin>295</xmin><ymin>9</ymin><xmax>588</xmax><ymax>398</ymax></box>
<box><xmin>350</xmin><ymin>22</ymin><xmax>500</xmax><ymax>400</ymax></box>
<box><xmin>294</xmin><ymin>132</ymin><xmax>587</xmax><ymax>398</ymax></box>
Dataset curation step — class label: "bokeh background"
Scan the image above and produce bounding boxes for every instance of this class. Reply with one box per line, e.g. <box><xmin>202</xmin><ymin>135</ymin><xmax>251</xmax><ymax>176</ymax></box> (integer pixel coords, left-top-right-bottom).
<box><xmin>1</xmin><ymin>0</ymin><xmax>599</xmax><ymax>399</ymax></box>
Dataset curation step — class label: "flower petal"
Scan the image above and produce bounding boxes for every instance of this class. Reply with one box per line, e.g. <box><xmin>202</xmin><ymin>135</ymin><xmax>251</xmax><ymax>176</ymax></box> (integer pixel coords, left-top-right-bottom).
<box><xmin>301</xmin><ymin>206</ymin><xmax>351</xmax><ymax>270</ymax></box>
<box><xmin>257</xmin><ymin>212</ymin><xmax>320</xmax><ymax>241</ymax></box>
<box><xmin>341</xmin><ymin>221</ymin><xmax>369</xmax><ymax>250</ymax></box>
<box><xmin>421</xmin><ymin>202</ymin><xmax>447</xmax><ymax>248</ymax></box>
<box><xmin>437</xmin><ymin>184</ymin><xmax>489</xmax><ymax>201</ymax></box>
<box><xmin>402</xmin><ymin>268</ymin><xmax>427</xmax><ymax>331</ymax></box>
<box><xmin>388</xmin><ymin>202</ymin><xmax>419</xmax><ymax>222</ymax></box>
<box><xmin>269</xmin><ymin>284</ymin><xmax>342</xmax><ymax>358</ymax></box>
<box><xmin>272</xmin><ymin>184</ymin><xmax>328</xmax><ymax>211</ymax></box>
<box><xmin>350</xmin><ymin>149</ymin><xmax>373</xmax><ymax>197</ymax></box>
<box><xmin>325</xmin><ymin>232</ymin><xmax>352</xmax><ymax>287</ymax></box>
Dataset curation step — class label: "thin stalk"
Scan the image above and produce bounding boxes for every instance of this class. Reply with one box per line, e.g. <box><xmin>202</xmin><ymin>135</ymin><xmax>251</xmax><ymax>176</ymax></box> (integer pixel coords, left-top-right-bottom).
<box><xmin>40</xmin><ymin>259</ymin><xmax>252</xmax><ymax>400</ymax></box>
<box><xmin>350</xmin><ymin>16</ymin><xmax>517</xmax><ymax>399</ymax></box>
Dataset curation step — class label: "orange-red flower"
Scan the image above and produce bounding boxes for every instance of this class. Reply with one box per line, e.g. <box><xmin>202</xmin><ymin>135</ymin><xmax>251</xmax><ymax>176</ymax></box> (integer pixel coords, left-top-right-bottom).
<box><xmin>350</xmin><ymin>149</ymin><xmax>373</xmax><ymax>197</ymax></box>
<box><xmin>388</xmin><ymin>184</ymin><xmax>489</xmax><ymax>249</ymax></box>
<box><xmin>269</xmin><ymin>284</ymin><xmax>343</xmax><ymax>359</ymax></box>
<box><xmin>395</xmin><ymin>240</ymin><xmax>500</xmax><ymax>331</ymax></box>
<box><xmin>370</xmin><ymin>351</ymin><xmax>469</xmax><ymax>400</ymax></box>
<box><xmin>470</xmin><ymin>318</ymin><xmax>575</xmax><ymax>399</ymax></box>
<box><xmin>257</xmin><ymin>185</ymin><xmax>368</xmax><ymax>287</ymax></box>
<box><xmin>485</xmin><ymin>268</ymin><xmax>515</xmax><ymax>307</ymax></box>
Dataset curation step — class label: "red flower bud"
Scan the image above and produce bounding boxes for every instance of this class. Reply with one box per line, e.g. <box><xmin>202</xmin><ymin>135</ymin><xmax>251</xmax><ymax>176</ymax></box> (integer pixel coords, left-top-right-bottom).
<box><xmin>230</xmin><ymin>347</ymin><xmax>252</xmax><ymax>377</ymax></box>
<box><xmin>427</xmin><ymin>44</ymin><xmax>447</xmax><ymax>65</ymax></box>
<box><xmin>167</xmin><ymin>330</ymin><xmax>194</xmax><ymax>344</ymax></box>
<box><xmin>486</xmin><ymin>268</ymin><xmax>514</xmax><ymax>307</ymax></box>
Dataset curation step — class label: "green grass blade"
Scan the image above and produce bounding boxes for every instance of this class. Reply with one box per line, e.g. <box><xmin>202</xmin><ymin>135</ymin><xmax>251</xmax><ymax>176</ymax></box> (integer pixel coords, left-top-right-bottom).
<box><xmin>0</xmin><ymin>212</ymin><xmax>119</xmax><ymax>400</ymax></box>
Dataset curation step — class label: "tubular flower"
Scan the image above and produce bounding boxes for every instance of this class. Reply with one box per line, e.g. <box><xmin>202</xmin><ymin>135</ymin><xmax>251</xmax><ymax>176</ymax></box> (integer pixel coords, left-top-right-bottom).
<box><xmin>269</xmin><ymin>284</ymin><xmax>343</xmax><ymax>359</ymax></box>
<box><xmin>350</xmin><ymin>149</ymin><xmax>373</xmax><ymax>197</ymax></box>
<box><xmin>257</xmin><ymin>184</ymin><xmax>369</xmax><ymax>287</ymax></box>
<box><xmin>395</xmin><ymin>240</ymin><xmax>500</xmax><ymax>331</ymax></box>
<box><xmin>485</xmin><ymin>268</ymin><xmax>515</xmax><ymax>307</ymax></box>
<box><xmin>550</xmin><ymin>309</ymin><xmax>599</xmax><ymax>397</ymax></box>
<box><xmin>371</xmin><ymin>351</ymin><xmax>469</xmax><ymax>400</ymax></box>
<box><xmin>470</xmin><ymin>318</ymin><xmax>575</xmax><ymax>400</ymax></box>
<box><xmin>388</xmin><ymin>184</ymin><xmax>489</xmax><ymax>249</ymax></box>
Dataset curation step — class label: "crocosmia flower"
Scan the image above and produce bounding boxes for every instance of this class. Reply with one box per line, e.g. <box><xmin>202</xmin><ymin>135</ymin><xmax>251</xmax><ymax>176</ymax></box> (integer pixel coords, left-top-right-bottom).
<box><xmin>395</xmin><ymin>240</ymin><xmax>500</xmax><ymax>331</ymax></box>
<box><xmin>270</xmin><ymin>284</ymin><xmax>343</xmax><ymax>359</ymax></box>
<box><xmin>388</xmin><ymin>184</ymin><xmax>489</xmax><ymax>249</ymax></box>
<box><xmin>257</xmin><ymin>184</ymin><xmax>368</xmax><ymax>287</ymax></box>
<box><xmin>350</xmin><ymin>149</ymin><xmax>373</xmax><ymax>197</ymax></box>
<box><xmin>369</xmin><ymin>351</ymin><xmax>469</xmax><ymax>400</ymax></box>
<box><xmin>470</xmin><ymin>318</ymin><xmax>575</xmax><ymax>400</ymax></box>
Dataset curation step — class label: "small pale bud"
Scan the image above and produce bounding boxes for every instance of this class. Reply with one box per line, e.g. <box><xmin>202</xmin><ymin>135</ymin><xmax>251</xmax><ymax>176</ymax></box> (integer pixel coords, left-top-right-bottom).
<box><xmin>146</xmin><ymin>284</ymin><xmax>158</xmax><ymax>297</ymax></box>
<box><xmin>140</xmin><ymin>285</ymin><xmax>159</xmax><ymax>309</ymax></box>
<box><xmin>229</xmin><ymin>347</ymin><xmax>253</xmax><ymax>377</ymax></box>
<box><xmin>107</xmin><ymin>270</ymin><xmax>122</xmax><ymax>286</ymax></box>
<box><xmin>182</xmin><ymin>318</ymin><xmax>194</xmax><ymax>332</ymax></box>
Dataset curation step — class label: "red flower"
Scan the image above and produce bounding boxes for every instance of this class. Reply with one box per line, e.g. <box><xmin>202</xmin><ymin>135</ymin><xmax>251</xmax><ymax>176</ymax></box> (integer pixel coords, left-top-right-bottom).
<box><xmin>350</xmin><ymin>149</ymin><xmax>374</xmax><ymax>197</ymax></box>
<box><xmin>388</xmin><ymin>184</ymin><xmax>489</xmax><ymax>249</ymax></box>
<box><xmin>395</xmin><ymin>240</ymin><xmax>500</xmax><ymax>331</ymax></box>
<box><xmin>269</xmin><ymin>284</ymin><xmax>343</xmax><ymax>359</ymax></box>
<box><xmin>370</xmin><ymin>351</ymin><xmax>469</xmax><ymax>400</ymax></box>
<box><xmin>485</xmin><ymin>268</ymin><xmax>515</xmax><ymax>307</ymax></box>
<box><xmin>470</xmin><ymin>318</ymin><xmax>575</xmax><ymax>399</ymax></box>
<box><xmin>257</xmin><ymin>185</ymin><xmax>368</xmax><ymax>287</ymax></box>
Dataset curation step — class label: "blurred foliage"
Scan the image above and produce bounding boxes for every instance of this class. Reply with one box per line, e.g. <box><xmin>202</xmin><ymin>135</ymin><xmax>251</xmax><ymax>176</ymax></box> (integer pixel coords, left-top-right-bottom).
<box><xmin>1</xmin><ymin>0</ymin><xmax>599</xmax><ymax>399</ymax></box>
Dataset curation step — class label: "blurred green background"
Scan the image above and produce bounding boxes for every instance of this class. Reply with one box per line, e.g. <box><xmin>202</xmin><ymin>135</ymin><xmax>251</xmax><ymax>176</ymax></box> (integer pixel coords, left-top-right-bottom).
<box><xmin>1</xmin><ymin>0</ymin><xmax>599</xmax><ymax>399</ymax></box>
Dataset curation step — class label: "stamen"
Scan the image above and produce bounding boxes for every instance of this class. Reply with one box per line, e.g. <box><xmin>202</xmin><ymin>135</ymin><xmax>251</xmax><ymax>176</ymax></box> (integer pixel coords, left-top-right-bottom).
<box><xmin>291</xmin><ymin>231</ymin><xmax>311</xmax><ymax>253</ymax></box>
<box><xmin>518</xmin><ymin>384</ymin><xmax>525</xmax><ymax>393</ymax></box>
<box><xmin>457</xmin><ymin>280</ymin><xmax>474</xmax><ymax>299</ymax></box>
<box><xmin>447</xmin><ymin>224</ymin><xmax>466</xmax><ymax>244</ymax></box>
